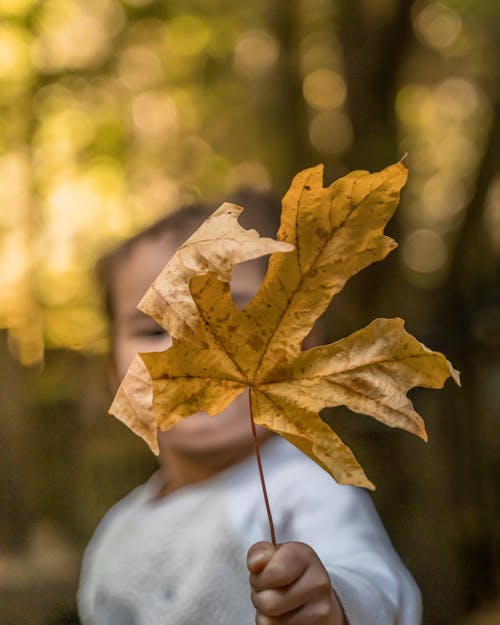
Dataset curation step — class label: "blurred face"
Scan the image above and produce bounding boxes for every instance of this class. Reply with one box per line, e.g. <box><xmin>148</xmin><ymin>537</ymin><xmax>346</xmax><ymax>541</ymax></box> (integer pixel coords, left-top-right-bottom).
<box><xmin>111</xmin><ymin>234</ymin><xmax>270</xmax><ymax>460</ymax></box>
<box><xmin>113</xmin><ymin>235</ymin><xmax>174</xmax><ymax>380</ymax></box>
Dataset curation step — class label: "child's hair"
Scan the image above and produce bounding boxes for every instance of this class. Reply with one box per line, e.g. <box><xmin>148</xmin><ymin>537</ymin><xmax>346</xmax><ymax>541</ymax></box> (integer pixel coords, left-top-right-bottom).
<box><xmin>96</xmin><ymin>189</ymin><xmax>281</xmax><ymax>326</ymax></box>
<box><xmin>96</xmin><ymin>202</ymin><xmax>207</xmax><ymax>325</ymax></box>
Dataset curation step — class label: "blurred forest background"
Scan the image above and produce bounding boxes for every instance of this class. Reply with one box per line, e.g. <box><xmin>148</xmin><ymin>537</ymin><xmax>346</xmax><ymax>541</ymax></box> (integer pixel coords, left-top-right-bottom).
<box><xmin>0</xmin><ymin>0</ymin><xmax>498</xmax><ymax>624</ymax></box>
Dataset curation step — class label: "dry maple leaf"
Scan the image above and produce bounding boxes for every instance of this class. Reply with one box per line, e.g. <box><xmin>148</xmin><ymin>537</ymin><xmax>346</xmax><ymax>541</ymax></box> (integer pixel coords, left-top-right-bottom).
<box><xmin>110</xmin><ymin>160</ymin><xmax>459</xmax><ymax>490</ymax></box>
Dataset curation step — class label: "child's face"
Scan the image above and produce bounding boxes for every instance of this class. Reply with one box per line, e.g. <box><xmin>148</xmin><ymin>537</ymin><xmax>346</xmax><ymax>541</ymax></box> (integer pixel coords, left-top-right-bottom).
<box><xmin>111</xmin><ymin>233</ymin><xmax>270</xmax><ymax>458</ymax></box>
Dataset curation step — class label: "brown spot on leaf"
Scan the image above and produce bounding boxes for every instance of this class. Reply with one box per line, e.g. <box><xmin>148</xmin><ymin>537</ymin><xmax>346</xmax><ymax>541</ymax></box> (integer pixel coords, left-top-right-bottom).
<box><xmin>316</xmin><ymin>226</ymin><xmax>329</xmax><ymax>240</ymax></box>
<box><xmin>248</xmin><ymin>333</ymin><xmax>264</xmax><ymax>351</ymax></box>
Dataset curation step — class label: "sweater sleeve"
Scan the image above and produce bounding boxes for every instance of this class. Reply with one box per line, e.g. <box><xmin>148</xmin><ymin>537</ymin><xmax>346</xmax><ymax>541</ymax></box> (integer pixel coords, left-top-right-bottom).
<box><xmin>275</xmin><ymin>459</ymin><xmax>422</xmax><ymax>625</ymax></box>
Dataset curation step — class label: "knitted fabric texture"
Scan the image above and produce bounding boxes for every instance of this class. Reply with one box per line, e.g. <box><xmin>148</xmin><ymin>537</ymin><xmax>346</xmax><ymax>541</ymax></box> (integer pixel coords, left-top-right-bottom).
<box><xmin>79</xmin><ymin>481</ymin><xmax>253</xmax><ymax>625</ymax></box>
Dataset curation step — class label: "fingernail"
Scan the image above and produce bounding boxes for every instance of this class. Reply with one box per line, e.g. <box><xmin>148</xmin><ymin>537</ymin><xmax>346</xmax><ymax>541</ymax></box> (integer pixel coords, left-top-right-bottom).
<box><xmin>247</xmin><ymin>550</ymin><xmax>265</xmax><ymax>568</ymax></box>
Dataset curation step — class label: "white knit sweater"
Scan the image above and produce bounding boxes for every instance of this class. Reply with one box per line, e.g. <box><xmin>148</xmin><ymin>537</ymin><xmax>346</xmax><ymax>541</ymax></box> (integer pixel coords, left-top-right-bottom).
<box><xmin>78</xmin><ymin>436</ymin><xmax>422</xmax><ymax>625</ymax></box>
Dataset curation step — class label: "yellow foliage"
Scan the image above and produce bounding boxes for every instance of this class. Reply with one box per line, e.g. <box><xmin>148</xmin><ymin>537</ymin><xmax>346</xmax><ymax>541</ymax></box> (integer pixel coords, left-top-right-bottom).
<box><xmin>110</xmin><ymin>161</ymin><xmax>459</xmax><ymax>489</ymax></box>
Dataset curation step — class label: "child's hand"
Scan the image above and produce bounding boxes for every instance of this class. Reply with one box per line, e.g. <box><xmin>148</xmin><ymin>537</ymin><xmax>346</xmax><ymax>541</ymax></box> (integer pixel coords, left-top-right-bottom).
<box><xmin>247</xmin><ymin>541</ymin><xmax>347</xmax><ymax>625</ymax></box>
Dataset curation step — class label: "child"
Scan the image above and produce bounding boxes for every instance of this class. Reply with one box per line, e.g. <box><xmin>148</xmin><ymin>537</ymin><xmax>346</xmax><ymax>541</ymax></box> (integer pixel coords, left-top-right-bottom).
<box><xmin>78</xmin><ymin>195</ymin><xmax>423</xmax><ymax>625</ymax></box>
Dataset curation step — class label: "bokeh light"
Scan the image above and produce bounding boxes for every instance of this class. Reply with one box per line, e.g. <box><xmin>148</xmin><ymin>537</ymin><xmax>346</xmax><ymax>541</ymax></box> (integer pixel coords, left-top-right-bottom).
<box><xmin>33</xmin><ymin>0</ymin><xmax>124</xmax><ymax>72</ymax></box>
<box><xmin>309</xmin><ymin>110</ymin><xmax>352</xmax><ymax>155</ymax></box>
<box><xmin>116</xmin><ymin>46</ymin><xmax>164</xmax><ymax>91</ymax></box>
<box><xmin>234</xmin><ymin>30</ymin><xmax>280</xmax><ymax>78</ymax></box>
<box><xmin>164</xmin><ymin>14</ymin><xmax>210</xmax><ymax>58</ymax></box>
<box><xmin>413</xmin><ymin>2</ymin><xmax>462</xmax><ymax>50</ymax></box>
<box><xmin>396</xmin><ymin>64</ymin><xmax>491</xmax><ymax>289</ymax></box>
<box><xmin>402</xmin><ymin>229</ymin><xmax>447</xmax><ymax>273</ymax></box>
<box><xmin>303</xmin><ymin>69</ymin><xmax>346</xmax><ymax>111</ymax></box>
<box><xmin>0</xmin><ymin>23</ymin><xmax>33</xmax><ymax>83</ymax></box>
<box><xmin>131</xmin><ymin>91</ymin><xmax>178</xmax><ymax>140</ymax></box>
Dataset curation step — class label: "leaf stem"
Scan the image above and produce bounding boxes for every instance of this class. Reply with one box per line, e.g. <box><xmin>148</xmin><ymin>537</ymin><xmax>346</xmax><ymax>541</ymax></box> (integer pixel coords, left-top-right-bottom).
<box><xmin>248</xmin><ymin>393</ymin><xmax>277</xmax><ymax>547</ymax></box>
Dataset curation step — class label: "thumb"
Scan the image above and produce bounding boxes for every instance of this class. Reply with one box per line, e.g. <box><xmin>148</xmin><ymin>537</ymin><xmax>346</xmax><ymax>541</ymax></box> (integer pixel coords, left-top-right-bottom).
<box><xmin>247</xmin><ymin>541</ymin><xmax>276</xmax><ymax>574</ymax></box>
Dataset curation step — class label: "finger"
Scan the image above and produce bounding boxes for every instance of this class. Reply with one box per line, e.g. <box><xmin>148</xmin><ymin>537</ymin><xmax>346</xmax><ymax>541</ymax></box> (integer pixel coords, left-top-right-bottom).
<box><xmin>251</xmin><ymin>562</ymin><xmax>330</xmax><ymax>616</ymax></box>
<box><xmin>252</xmin><ymin>587</ymin><xmax>303</xmax><ymax>617</ymax></box>
<box><xmin>249</xmin><ymin>542</ymin><xmax>310</xmax><ymax>590</ymax></box>
<box><xmin>255</xmin><ymin>605</ymin><xmax>301</xmax><ymax>625</ymax></box>
<box><xmin>247</xmin><ymin>541</ymin><xmax>277</xmax><ymax>575</ymax></box>
<box><xmin>255</xmin><ymin>601</ymin><xmax>331</xmax><ymax>625</ymax></box>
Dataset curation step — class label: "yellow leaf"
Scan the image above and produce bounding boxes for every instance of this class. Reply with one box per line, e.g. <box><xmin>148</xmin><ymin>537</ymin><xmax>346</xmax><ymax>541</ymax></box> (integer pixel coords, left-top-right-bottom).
<box><xmin>248</xmin><ymin>162</ymin><xmax>404</xmax><ymax>380</ymax></box>
<box><xmin>137</xmin><ymin>202</ymin><xmax>293</xmax><ymax>341</ymax></box>
<box><xmin>110</xmin><ymin>161</ymin><xmax>459</xmax><ymax>489</ymax></box>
